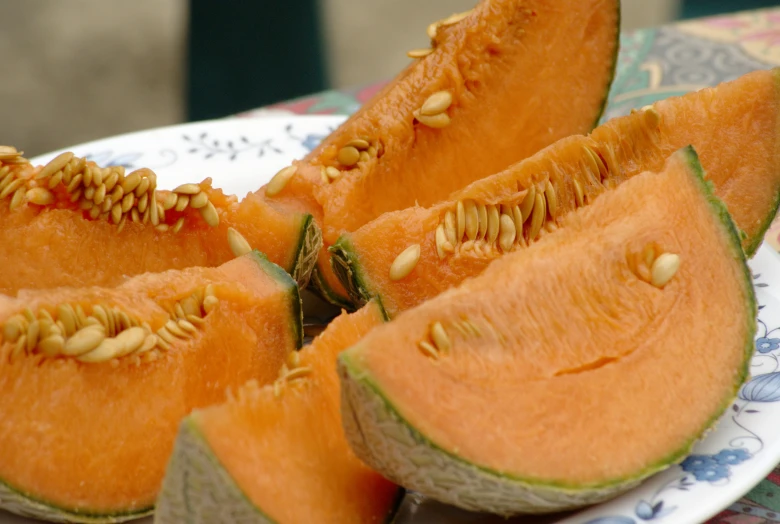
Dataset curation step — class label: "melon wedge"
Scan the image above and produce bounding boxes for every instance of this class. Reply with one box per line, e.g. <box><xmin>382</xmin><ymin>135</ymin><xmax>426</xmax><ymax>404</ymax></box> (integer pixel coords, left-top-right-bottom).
<box><xmin>331</xmin><ymin>68</ymin><xmax>780</xmax><ymax>315</ymax></box>
<box><xmin>0</xmin><ymin>153</ymin><xmax>321</xmax><ymax>295</ymax></box>
<box><xmin>338</xmin><ymin>147</ymin><xmax>756</xmax><ymax>515</ymax></box>
<box><xmin>156</xmin><ymin>300</ymin><xmax>401</xmax><ymax>524</ymax></box>
<box><xmin>0</xmin><ymin>251</ymin><xmax>302</xmax><ymax>522</ymax></box>
<box><xmin>257</xmin><ymin>0</ymin><xmax>620</xmax><ymax>304</ymax></box>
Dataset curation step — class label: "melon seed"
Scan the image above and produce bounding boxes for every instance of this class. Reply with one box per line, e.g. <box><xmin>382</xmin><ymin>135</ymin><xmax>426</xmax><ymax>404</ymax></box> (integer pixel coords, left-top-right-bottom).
<box><xmin>9</xmin><ymin>188</ymin><xmax>25</xmax><ymax>210</ymax></box>
<box><xmin>440</xmin><ymin>9</ymin><xmax>472</xmax><ymax>26</ymax></box>
<box><xmin>545</xmin><ymin>180</ymin><xmax>558</xmax><ymax>218</ymax></box>
<box><xmin>0</xmin><ymin>178</ymin><xmax>23</xmax><ymax>199</ymax></box>
<box><xmin>26</xmin><ymin>321</ymin><xmax>39</xmax><ymax>352</ymax></box>
<box><xmin>77</xmin><ymin>338</ymin><xmax>122</xmax><ymax>363</ymax></box>
<box><xmin>150</xmin><ymin>195</ymin><xmax>161</xmax><ymax>226</ymax></box>
<box><xmin>528</xmin><ymin>193</ymin><xmax>546</xmax><ymax>241</ymax></box>
<box><xmin>135</xmin><ymin>177</ymin><xmax>151</xmax><ymax>198</ymax></box>
<box><xmin>326</xmin><ymin>166</ymin><xmax>341</xmax><ymax>181</ymax></box>
<box><xmin>420</xmin><ymin>91</ymin><xmax>453</xmax><ymax>116</ymax></box>
<box><xmin>178</xmin><ymin>319</ymin><xmax>197</xmax><ymax>334</ymax></box>
<box><xmin>464</xmin><ymin>200</ymin><xmax>478</xmax><ymax>240</ymax></box>
<box><xmin>57</xmin><ymin>305</ymin><xmax>77</xmax><ymax>336</ymax></box>
<box><xmin>189</xmin><ymin>191</ymin><xmax>208</xmax><ymax>209</ymax></box>
<box><xmin>138</xmin><ymin>334</ymin><xmax>158</xmax><ymax>354</ymax></box>
<box><xmin>200</xmin><ymin>201</ymin><xmax>219</xmax><ymax>227</ymax></box>
<box><xmin>26</xmin><ymin>187</ymin><xmax>54</xmax><ymax>206</ymax></box>
<box><xmin>266</xmin><ymin>165</ymin><xmax>297</xmax><ymax>197</ymax></box>
<box><xmin>435</xmin><ymin>224</ymin><xmax>451</xmax><ymax>259</ymax></box>
<box><xmin>644</xmin><ymin>108</ymin><xmax>661</xmax><ymax>128</ymax></box>
<box><xmin>476</xmin><ymin>203</ymin><xmax>488</xmax><ymax>241</ymax></box>
<box><xmin>418</xmin><ymin>340</ymin><xmax>439</xmax><ymax>359</ymax></box>
<box><xmin>162</xmin><ymin>191</ymin><xmax>177</xmax><ymax>210</ymax></box>
<box><xmin>121</xmin><ymin>172</ymin><xmax>141</xmax><ymax>194</ymax></box>
<box><xmin>519</xmin><ymin>185</ymin><xmax>536</xmax><ymax>223</ymax></box>
<box><xmin>456</xmin><ymin>201</ymin><xmax>465</xmax><ymax>240</ymax></box>
<box><xmin>499</xmin><ymin>213</ymin><xmax>516</xmax><ymax>252</ymax></box>
<box><xmin>444</xmin><ymin>211</ymin><xmax>457</xmax><ymax>246</ymax></box>
<box><xmin>63</xmin><ymin>325</ymin><xmax>106</xmax><ymax>356</ymax></box>
<box><xmin>651</xmin><ymin>253</ymin><xmax>681</xmax><ymax>288</ymax></box>
<box><xmin>511</xmin><ymin>206</ymin><xmax>524</xmax><ymax>241</ymax></box>
<box><xmin>337</xmin><ymin>146</ymin><xmax>360</xmax><ymax>167</ymax></box>
<box><xmin>174</xmin><ymin>183</ymin><xmax>201</xmax><ymax>195</ymax></box>
<box><xmin>407</xmin><ymin>48</ymin><xmax>433</xmax><ymax>59</ymax></box>
<box><xmin>286</xmin><ymin>366</ymin><xmax>312</xmax><ymax>381</ymax></box>
<box><xmin>39</xmin><ymin>335</ymin><xmax>65</xmax><ymax>357</ymax></box>
<box><xmin>414</xmin><ymin>110</ymin><xmax>451</xmax><ymax>129</ymax></box>
<box><xmin>573</xmin><ymin>179</ymin><xmax>584</xmax><ymax>207</ymax></box>
<box><xmin>228</xmin><ymin>227</ymin><xmax>252</xmax><ymax>258</ymax></box>
<box><xmin>345</xmin><ymin>139</ymin><xmax>370</xmax><ymax>150</ymax></box>
<box><xmin>113</xmin><ymin>327</ymin><xmax>147</xmax><ymax>357</ymax></box>
<box><xmin>430</xmin><ymin>322</ymin><xmax>451</xmax><ymax>353</ymax></box>
<box><xmin>486</xmin><ymin>205</ymin><xmax>500</xmax><ymax>244</ymax></box>
<box><xmin>203</xmin><ymin>295</ymin><xmax>219</xmax><ymax>314</ymax></box>
<box><xmin>389</xmin><ymin>244</ymin><xmax>421</xmax><ymax>281</ymax></box>
<box><xmin>36</xmin><ymin>152</ymin><xmax>73</xmax><ymax>180</ymax></box>
<box><xmin>175</xmin><ymin>195</ymin><xmax>190</xmax><ymax>212</ymax></box>
<box><xmin>3</xmin><ymin>317</ymin><xmax>23</xmax><ymax>343</ymax></box>
<box><xmin>164</xmin><ymin>320</ymin><xmax>188</xmax><ymax>339</ymax></box>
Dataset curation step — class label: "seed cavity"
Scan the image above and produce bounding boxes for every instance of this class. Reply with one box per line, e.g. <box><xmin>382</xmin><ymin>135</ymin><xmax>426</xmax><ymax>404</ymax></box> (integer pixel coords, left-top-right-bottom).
<box><xmin>389</xmin><ymin>244</ymin><xmax>421</xmax><ymax>281</ymax></box>
<box><xmin>1</xmin><ymin>288</ymin><xmax>218</xmax><ymax>364</ymax></box>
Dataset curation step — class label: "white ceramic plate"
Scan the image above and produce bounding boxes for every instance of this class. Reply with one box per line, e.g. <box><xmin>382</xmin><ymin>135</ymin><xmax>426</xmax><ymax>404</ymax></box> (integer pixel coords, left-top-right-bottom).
<box><xmin>5</xmin><ymin>115</ymin><xmax>780</xmax><ymax>524</ymax></box>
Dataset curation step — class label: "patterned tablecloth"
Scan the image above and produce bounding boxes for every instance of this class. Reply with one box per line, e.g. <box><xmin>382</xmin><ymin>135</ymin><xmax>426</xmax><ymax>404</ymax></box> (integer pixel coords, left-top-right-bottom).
<box><xmin>242</xmin><ymin>8</ymin><xmax>780</xmax><ymax>524</ymax></box>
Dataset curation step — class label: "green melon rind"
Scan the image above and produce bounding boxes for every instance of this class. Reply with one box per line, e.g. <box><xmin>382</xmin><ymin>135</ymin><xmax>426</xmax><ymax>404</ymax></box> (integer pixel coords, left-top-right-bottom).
<box><xmin>309</xmin><ymin>263</ymin><xmax>357</xmax><ymax>311</ymax></box>
<box><xmin>248</xmin><ymin>249</ymin><xmax>304</xmax><ymax>350</ymax></box>
<box><xmin>337</xmin><ymin>146</ymin><xmax>757</xmax><ymax>516</ymax></box>
<box><xmin>154</xmin><ymin>417</ymin><xmax>274</xmax><ymax>524</ymax></box>
<box><xmin>592</xmin><ymin>0</ymin><xmax>620</xmax><ymax>130</ymax></box>
<box><xmin>329</xmin><ymin>237</ymin><xmax>375</xmax><ymax>308</ymax></box>
<box><xmin>289</xmin><ymin>214</ymin><xmax>322</xmax><ymax>290</ymax></box>
<box><xmin>742</xmin><ymin>68</ymin><xmax>780</xmax><ymax>257</ymax></box>
<box><xmin>0</xmin><ymin>480</ymin><xmax>151</xmax><ymax>524</ymax></box>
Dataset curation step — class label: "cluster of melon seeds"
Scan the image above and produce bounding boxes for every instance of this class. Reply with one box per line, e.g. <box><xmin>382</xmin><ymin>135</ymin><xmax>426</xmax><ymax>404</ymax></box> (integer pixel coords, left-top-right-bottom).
<box><xmin>417</xmin><ymin>321</ymin><xmax>451</xmax><ymax>359</ymax></box>
<box><xmin>629</xmin><ymin>244</ymin><xmax>681</xmax><ymax>288</ymax></box>
<box><xmin>272</xmin><ymin>350</ymin><xmax>313</xmax><ymax>398</ymax></box>
<box><xmin>0</xmin><ymin>147</ymin><xmax>221</xmax><ymax>232</ymax></box>
<box><xmin>1</xmin><ymin>286</ymin><xmax>219</xmax><ymax>365</ymax></box>
<box><xmin>414</xmin><ymin>90</ymin><xmax>453</xmax><ymax>129</ymax></box>
<box><xmin>406</xmin><ymin>9</ymin><xmax>472</xmax><ymax>59</ymax></box>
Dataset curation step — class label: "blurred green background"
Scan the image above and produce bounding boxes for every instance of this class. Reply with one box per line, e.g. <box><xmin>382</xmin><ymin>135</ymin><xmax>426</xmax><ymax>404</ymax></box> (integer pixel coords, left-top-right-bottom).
<box><xmin>2</xmin><ymin>0</ymin><xmax>778</xmax><ymax>156</ymax></box>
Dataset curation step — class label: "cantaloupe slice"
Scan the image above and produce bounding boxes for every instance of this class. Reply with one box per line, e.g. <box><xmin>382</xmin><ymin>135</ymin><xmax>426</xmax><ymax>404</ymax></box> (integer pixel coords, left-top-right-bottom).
<box><xmin>0</xmin><ymin>251</ymin><xmax>302</xmax><ymax>522</ymax></box>
<box><xmin>339</xmin><ymin>147</ymin><xmax>756</xmax><ymax>515</ymax></box>
<box><xmin>260</xmin><ymin>0</ymin><xmax>620</xmax><ymax>304</ymax></box>
<box><xmin>0</xmin><ymin>151</ymin><xmax>321</xmax><ymax>295</ymax></box>
<box><xmin>156</xmin><ymin>300</ymin><xmax>401</xmax><ymax>524</ymax></box>
<box><xmin>331</xmin><ymin>68</ymin><xmax>780</xmax><ymax>315</ymax></box>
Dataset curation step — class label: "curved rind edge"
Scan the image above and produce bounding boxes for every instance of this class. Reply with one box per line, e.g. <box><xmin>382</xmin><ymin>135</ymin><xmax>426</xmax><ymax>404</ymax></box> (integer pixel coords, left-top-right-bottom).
<box><xmin>290</xmin><ymin>214</ymin><xmax>322</xmax><ymax>290</ymax></box>
<box><xmin>337</xmin><ymin>146</ymin><xmax>758</xmax><ymax>516</ymax></box>
<box><xmin>248</xmin><ymin>250</ymin><xmax>304</xmax><ymax>350</ymax></box>
<box><xmin>0</xmin><ymin>480</ymin><xmax>151</xmax><ymax>523</ymax></box>
<box><xmin>593</xmin><ymin>0</ymin><xmax>621</xmax><ymax>129</ymax></box>
<box><xmin>309</xmin><ymin>264</ymin><xmax>357</xmax><ymax>311</ymax></box>
<box><xmin>338</xmin><ymin>356</ymin><xmax>637</xmax><ymax>515</ymax></box>
<box><xmin>742</xmin><ymin>67</ymin><xmax>780</xmax><ymax>257</ymax></box>
<box><xmin>155</xmin><ymin>417</ymin><xmax>273</xmax><ymax>524</ymax></box>
<box><xmin>329</xmin><ymin>237</ymin><xmax>374</xmax><ymax>308</ymax></box>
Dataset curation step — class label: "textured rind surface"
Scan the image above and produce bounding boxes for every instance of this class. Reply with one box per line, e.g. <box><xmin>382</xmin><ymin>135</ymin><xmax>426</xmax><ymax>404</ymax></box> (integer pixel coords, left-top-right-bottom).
<box><xmin>155</xmin><ymin>418</ymin><xmax>272</xmax><ymax>524</ymax></box>
<box><xmin>0</xmin><ymin>481</ymin><xmax>151</xmax><ymax>523</ymax></box>
<box><xmin>309</xmin><ymin>265</ymin><xmax>356</xmax><ymax>311</ymax></box>
<box><xmin>290</xmin><ymin>214</ymin><xmax>322</xmax><ymax>290</ymax></box>
<box><xmin>338</xmin><ymin>147</ymin><xmax>757</xmax><ymax>515</ymax></box>
<box><xmin>339</xmin><ymin>361</ymin><xmax>636</xmax><ymax>515</ymax></box>
<box><xmin>329</xmin><ymin>239</ymin><xmax>373</xmax><ymax>307</ymax></box>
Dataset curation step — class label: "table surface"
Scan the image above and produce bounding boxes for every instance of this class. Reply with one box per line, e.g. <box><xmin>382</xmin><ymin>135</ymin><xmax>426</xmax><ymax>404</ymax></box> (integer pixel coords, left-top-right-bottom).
<box><xmin>238</xmin><ymin>8</ymin><xmax>780</xmax><ymax>524</ymax></box>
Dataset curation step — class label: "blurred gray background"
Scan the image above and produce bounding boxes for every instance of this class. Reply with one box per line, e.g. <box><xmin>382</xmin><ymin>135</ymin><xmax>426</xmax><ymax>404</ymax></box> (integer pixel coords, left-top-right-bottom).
<box><xmin>0</xmin><ymin>0</ymin><xmax>763</xmax><ymax>157</ymax></box>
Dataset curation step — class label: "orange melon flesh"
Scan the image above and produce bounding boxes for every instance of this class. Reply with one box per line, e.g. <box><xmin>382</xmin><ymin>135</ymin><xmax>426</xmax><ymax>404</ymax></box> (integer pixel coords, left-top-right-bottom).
<box><xmin>0</xmin><ymin>252</ymin><xmax>301</xmax><ymax>522</ymax></box>
<box><xmin>0</xmin><ymin>167</ymin><xmax>320</xmax><ymax>295</ymax></box>
<box><xmin>332</xmin><ymin>68</ymin><xmax>780</xmax><ymax>315</ymax></box>
<box><xmin>339</xmin><ymin>148</ymin><xmax>756</xmax><ymax>515</ymax></box>
<box><xmin>257</xmin><ymin>0</ymin><xmax>619</xmax><ymax>303</ymax></box>
<box><xmin>156</xmin><ymin>300</ymin><xmax>401</xmax><ymax>524</ymax></box>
